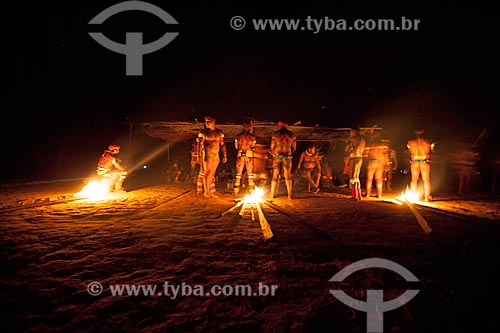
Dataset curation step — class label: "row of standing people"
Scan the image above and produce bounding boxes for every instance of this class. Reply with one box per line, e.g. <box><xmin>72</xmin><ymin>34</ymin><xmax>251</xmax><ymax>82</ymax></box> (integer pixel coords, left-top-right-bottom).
<box><xmin>344</xmin><ymin>128</ymin><xmax>500</xmax><ymax>200</ymax></box>
<box><xmin>347</xmin><ymin>129</ymin><xmax>397</xmax><ymax>200</ymax></box>
<box><xmin>345</xmin><ymin>127</ymin><xmax>434</xmax><ymax>202</ymax></box>
<box><xmin>194</xmin><ymin>117</ymin><xmax>299</xmax><ymax>199</ymax></box>
<box><xmin>192</xmin><ymin>117</ymin><xmax>500</xmax><ymax>201</ymax></box>
<box><xmin>194</xmin><ymin>117</ymin><xmax>411</xmax><ymax>201</ymax></box>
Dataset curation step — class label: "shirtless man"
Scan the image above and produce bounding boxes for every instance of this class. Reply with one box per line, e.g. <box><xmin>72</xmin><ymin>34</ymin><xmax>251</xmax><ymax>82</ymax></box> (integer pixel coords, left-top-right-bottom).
<box><xmin>253</xmin><ymin>144</ymin><xmax>271</xmax><ymax>187</ymax></box>
<box><xmin>345</xmin><ymin>127</ymin><xmax>366</xmax><ymax>201</ymax></box>
<box><xmin>364</xmin><ymin>132</ymin><xmax>389</xmax><ymax>198</ymax></box>
<box><xmin>269</xmin><ymin>122</ymin><xmax>297</xmax><ymax>200</ymax></box>
<box><xmin>296</xmin><ymin>143</ymin><xmax>321</xmax><ymax>193</ymax></box>
<box><xmin>96</xmin><ymin>144</ymin><xmax>128</xmax><ymax>191</ymax></box>
<box><xmin>407</xmin><ymin>129</ymin><xmax>435</xmax><ymax>201</ymax></box>
<box><xmin>449</xmin><ymin>142</ymin><xmax>480</xmax><ymax>195</ymax></box>
<box><xmin>233</xmin><ymin>122</ymin><xmax>257</xmax><ymax>195</ymax></box>
<box><xmin>197</xmin><ymin>116</ymin><xmax>227</xmax><ymax>198</ymax></box>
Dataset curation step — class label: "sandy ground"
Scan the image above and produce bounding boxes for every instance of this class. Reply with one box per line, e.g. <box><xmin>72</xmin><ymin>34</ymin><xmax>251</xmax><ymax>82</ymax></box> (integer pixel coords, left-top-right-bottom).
<box><xmin>1</xmin><ymin>176</ymin><xmax>500</xmax><ymax>332</ymax></box>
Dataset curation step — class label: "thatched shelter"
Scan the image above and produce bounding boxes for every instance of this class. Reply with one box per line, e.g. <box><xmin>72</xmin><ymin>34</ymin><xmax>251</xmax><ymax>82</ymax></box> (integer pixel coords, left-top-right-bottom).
<box><xmin>141</xmin><ymin>120</ymin><xmax>382</xmax><ymax>144</ymax></box>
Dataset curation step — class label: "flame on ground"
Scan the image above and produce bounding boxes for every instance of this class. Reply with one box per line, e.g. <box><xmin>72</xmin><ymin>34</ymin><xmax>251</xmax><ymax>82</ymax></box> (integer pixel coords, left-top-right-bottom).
<box><xmin>397</xmin><ymin>187</ymin><xmax>422</xmax><ymax>204</ymax></box>
<box><xmin>76</xmin><ymin>179</ymin><xmax>114</xmax><ymax>201</ymax></box>
<box><xmin>242</xmin><ymin>187</ymin><xmax>264</xmax><ymax>204</ymax></box>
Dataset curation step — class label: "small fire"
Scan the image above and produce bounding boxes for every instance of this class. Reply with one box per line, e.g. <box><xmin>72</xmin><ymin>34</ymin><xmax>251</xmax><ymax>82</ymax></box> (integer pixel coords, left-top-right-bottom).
<box><xmin>397</xmin><ymin>187</ymin><xmax>421</xmax><ymax>203</ymax></box>
<box><xmin>242</xmin><ymin>187</ymin><xmax>264</xmax><ymax>204</ymax></box>
<box><xmin>76</xmin><ymin>179</ymin><xmax>113</xmax><ymax>200</ymax></box>
<box><xmin>222</xmin><ymin>186</ymin><xmax>273</xmax><ymax>240</ymax></box>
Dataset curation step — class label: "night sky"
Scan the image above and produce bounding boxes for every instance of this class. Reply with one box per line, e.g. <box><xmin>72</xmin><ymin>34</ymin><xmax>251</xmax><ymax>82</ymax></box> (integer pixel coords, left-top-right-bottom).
<box><xmin>4</xmin><ymin>1</ymin><xmax>498</xmax><ymax>181</ymax></box>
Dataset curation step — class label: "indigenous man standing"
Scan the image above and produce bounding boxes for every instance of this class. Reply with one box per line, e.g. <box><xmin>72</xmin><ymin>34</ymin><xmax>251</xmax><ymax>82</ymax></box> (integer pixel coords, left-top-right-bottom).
<box><xmin>233</xmin><ymin>121</ymin><xmax>257</xmax><ymax>196</ymax></box>
<box><xmin>345</xmin><ymin>127</ymin><xmax>366</xmax><ymax>201</ymax></box>
<box><xmin>269</xmin><ymin>122</ymin><xmax>297</xmax><ymax>200</ymax></box>
<box><xmin>407</xmin><ymin>128</ymin><xmax>435</xmax><ymax>202</ymax></box>
<box><xmin>364</xmin><ymin>131</ymin><xmax>389</xmax><ymax>199</ymax></box>
<box><xmin>197</xmin><ymin>116</ymin><xmax>227</xmax><ymax>198</ymax></box>
<box><xmin>449</xmin><ymin>142</ymin><xmax>480</xmax><ymax>195</ymax></box>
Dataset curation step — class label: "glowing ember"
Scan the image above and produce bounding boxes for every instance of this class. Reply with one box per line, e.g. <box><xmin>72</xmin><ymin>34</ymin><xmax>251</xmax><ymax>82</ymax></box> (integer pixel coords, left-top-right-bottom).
<box><xmin>397</xmin><ymin>187</ymin><xmax>422</xmax><ymax>203</ymax></box>
<box><xmin>76</xmin><ymin>179</ymin><xmax>113</xmax><ymax>200</ymax></box>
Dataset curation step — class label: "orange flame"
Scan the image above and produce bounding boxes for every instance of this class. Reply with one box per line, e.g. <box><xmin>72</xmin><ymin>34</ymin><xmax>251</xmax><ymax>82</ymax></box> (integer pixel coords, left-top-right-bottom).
<box><xmin>76</xmin><ymin>179</ymin><xmax>114</xmax><ymax>200</ymax></box>
<box><xmin>242</xmin><ymin>187</ymin><xmax>264</xmax><ymax>204</ymax></box>
<box><xmin>397</xmin><ymin>187</ymin><xmax>422</xmax><ymax>203</ymax></box>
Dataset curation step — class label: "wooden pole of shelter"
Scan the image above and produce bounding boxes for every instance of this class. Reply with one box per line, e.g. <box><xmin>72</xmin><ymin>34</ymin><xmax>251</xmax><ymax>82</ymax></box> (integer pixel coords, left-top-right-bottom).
<box><xmin>128</xmin><ymin>118</ymin><xmax>133</xmax><ymax>159</ymax></box>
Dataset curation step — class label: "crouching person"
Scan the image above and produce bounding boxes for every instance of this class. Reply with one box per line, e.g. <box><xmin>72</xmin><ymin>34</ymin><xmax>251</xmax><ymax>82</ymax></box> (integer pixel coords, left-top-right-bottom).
<box><xmin>97</xmin><ymin>144</ymin><xmax>128</xmax><ymax>191</ymax></box>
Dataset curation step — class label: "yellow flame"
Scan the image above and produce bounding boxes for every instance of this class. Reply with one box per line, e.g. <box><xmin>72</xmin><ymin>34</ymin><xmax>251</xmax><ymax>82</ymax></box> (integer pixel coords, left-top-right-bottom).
<box><xmin>76</xmin><ymin>179</ymin><xmax>113</xmax><ymax>200</ymax></box>
<box><xmin>396</xmin><ymin>187</ymin><xmax>421</xmax><ymax>203</ymax></box>
<box><xmin>242</xmin><ymin>187</ymin><xmax>264</xmax><ymax>204</ymax></box>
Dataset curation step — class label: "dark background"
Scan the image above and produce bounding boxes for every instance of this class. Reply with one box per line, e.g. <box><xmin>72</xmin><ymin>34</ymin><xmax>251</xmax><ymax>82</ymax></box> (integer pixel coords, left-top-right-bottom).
<box><xmin>4</xmin><ymin>1</ymin><xmax>498</xmax><ymax>182</ymax></box>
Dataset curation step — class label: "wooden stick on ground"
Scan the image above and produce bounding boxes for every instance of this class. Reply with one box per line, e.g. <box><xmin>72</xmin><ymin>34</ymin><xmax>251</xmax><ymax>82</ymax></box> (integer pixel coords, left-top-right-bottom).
<box><xmin>239</xmin><ymin>203</ymin><xmax>248</xmax><ymax>216</ymax></box>
<box><xmin>220</xmin><ymin>200</ymin><xmax>245</xmax><ymax>217</ymax></box>
<box><xmin>406</xmin><ymin>202</ymin><xmax>432</xmax><ymax>234</ymax></box>
<box><xmin>255</xmin><ymin>202</ymin><xmax>274</xmax><ymax>240</ymax></box>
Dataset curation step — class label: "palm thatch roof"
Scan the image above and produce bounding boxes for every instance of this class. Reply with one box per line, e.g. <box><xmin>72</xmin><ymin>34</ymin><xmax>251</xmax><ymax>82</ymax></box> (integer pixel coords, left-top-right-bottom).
<box><xmin>141</xmin><ymin>121</ymin><xmax>382</xmax><ymax>143</ymax></box>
